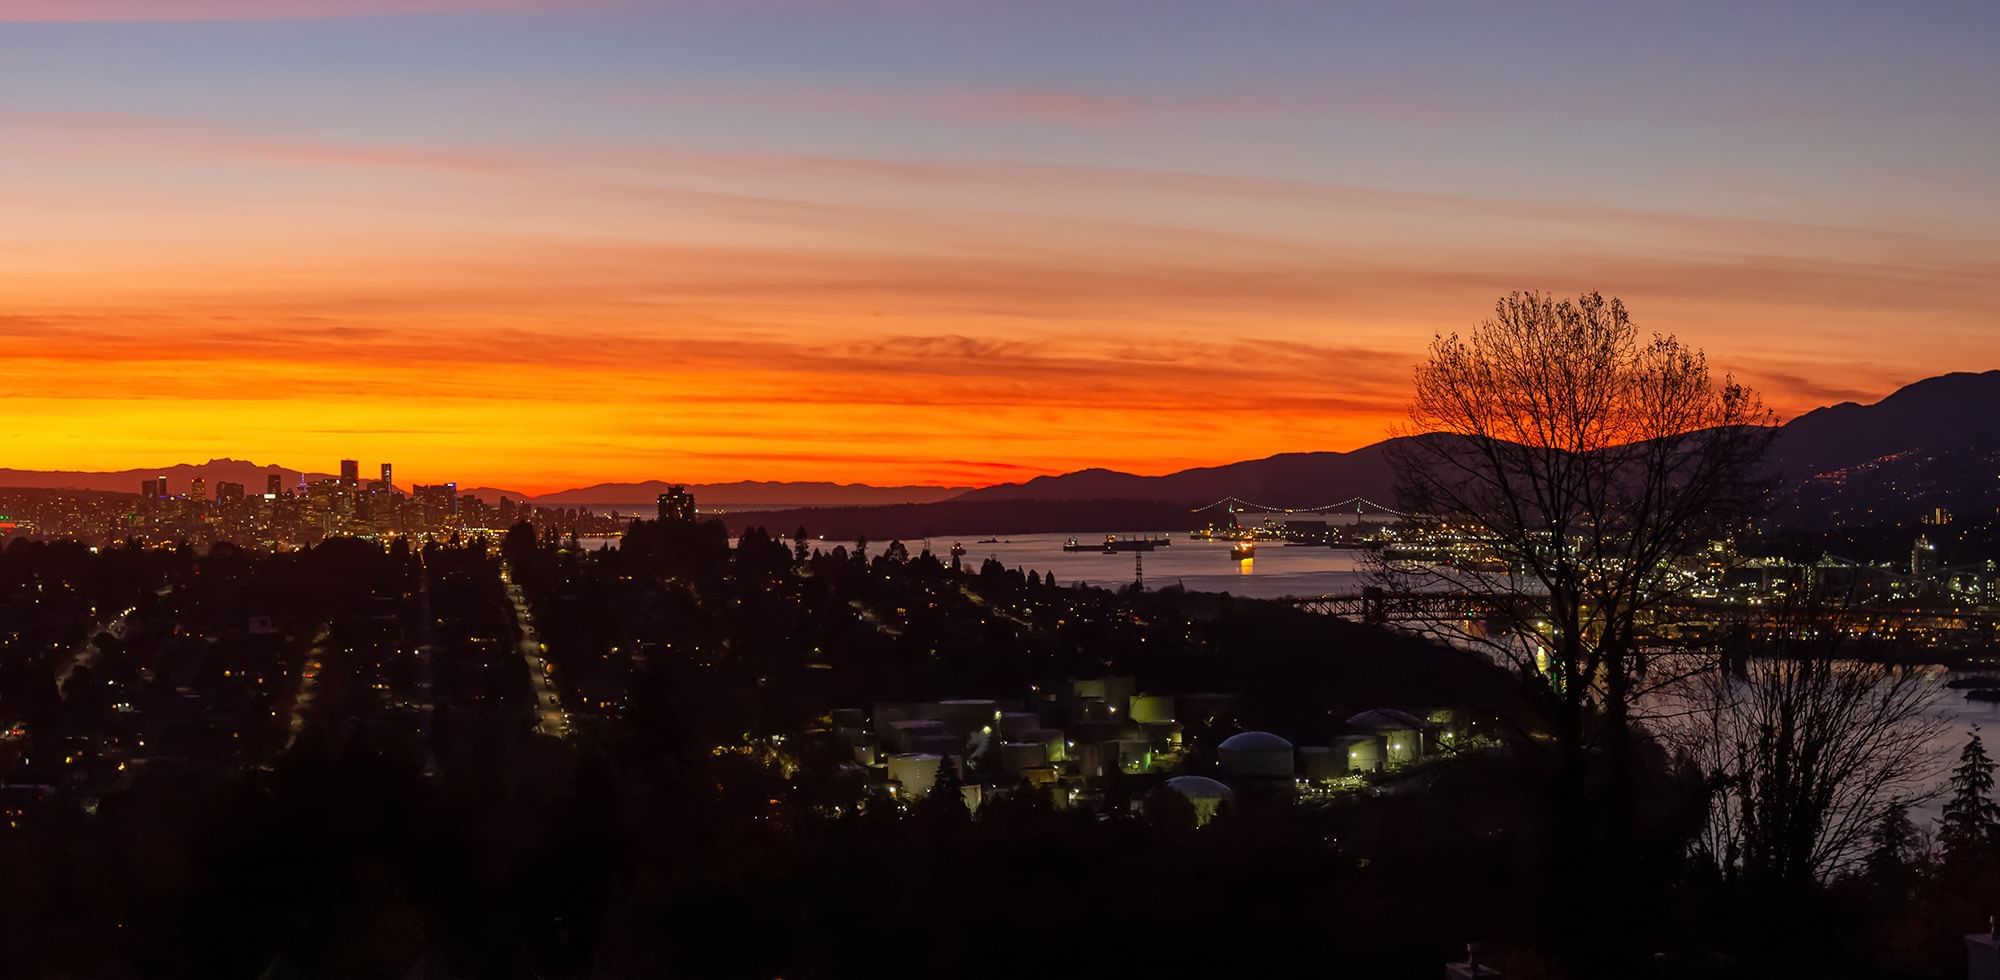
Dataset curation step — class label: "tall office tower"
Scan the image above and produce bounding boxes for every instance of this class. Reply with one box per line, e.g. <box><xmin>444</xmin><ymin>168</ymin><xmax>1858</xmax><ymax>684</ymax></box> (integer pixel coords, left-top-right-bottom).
<box><xmin>141</xmin><ymin>478</ymin><xmax>158</xmax><ymax>500</ymax></box>
<box><xmin>657</xmin><ymin>484</ymin><xmax>696</xmax><ymax>523</ymax></box>
<box><xmin>156</xmin><ymin>475</ymin><xmax>169</xmax><ymax>498</ymax></box>
<box><xmin>340</xmin><ymin>459</ymin><xmax>359</xmax><ymax>487</ymax></box>
<box><xmin>414</xmin><ymin>482</ymin><xmax>462</xmax><ymax>525</ymax></box>
<box><xmin>267</xmin><ymin>473</ymin><xmax>284</xmax><ymax>496</ymax></box>
<box><xmin>380</xmin><ymin>462</ymin><xmax>393</xmax><ymax>489</ymax></box>
<box><xmin>1912</xmin><ymin>534</ymin><xmax>1939</xmax><ymax>579</ymax></box>
<box><xmin>189</xmin><ymin>477</ymin><xmax>206</xmax><ymax>502</ymax></box>
<box><xmin>217</xmin><ymin>482</ymin><xmax>245</xmax><ymax>502</ymax></box>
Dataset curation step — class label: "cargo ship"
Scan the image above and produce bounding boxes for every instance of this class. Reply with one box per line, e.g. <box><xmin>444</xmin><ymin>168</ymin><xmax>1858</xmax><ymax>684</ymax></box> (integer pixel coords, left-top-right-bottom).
<box><xmin>1063</xmin><ymin>534</ymin><xmax>1172</xmax><ymax>553</ymax></box>
<box><xmin>1229</xmin><ymin>541</ymin><xmax>1256</xmax><ymax>561</ymax></box>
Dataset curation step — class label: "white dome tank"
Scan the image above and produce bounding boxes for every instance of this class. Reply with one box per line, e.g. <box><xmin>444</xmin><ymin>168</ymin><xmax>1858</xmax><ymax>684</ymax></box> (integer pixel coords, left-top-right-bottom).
<box><xmin>1165</xmin><ymin>774</ymin><xmax>1235</xmax><ymax>825</ymax></box>
<box><xmin>1218</xmin><ymin>730</ymin><xmax>1295</xmax><ymax>779</ymax></box>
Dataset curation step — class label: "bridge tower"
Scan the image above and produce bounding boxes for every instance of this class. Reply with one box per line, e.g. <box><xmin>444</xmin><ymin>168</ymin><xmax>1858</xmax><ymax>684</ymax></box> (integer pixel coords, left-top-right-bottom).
<box><xmin>1361</xmin><ymin>585</ymin><xmax>1388</xmax><ymax>625</ymax></box>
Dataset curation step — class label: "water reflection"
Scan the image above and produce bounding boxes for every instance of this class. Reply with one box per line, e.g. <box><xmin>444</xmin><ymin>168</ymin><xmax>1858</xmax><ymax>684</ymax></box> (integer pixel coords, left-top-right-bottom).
<box><xmin>953</xmin><ymin>533</ymin><xmax>1369</xmax><ymax>599</ymax></box>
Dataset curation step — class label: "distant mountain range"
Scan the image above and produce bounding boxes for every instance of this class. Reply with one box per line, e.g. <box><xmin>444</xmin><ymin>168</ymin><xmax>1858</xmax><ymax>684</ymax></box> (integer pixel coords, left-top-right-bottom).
<box><xmin>1766</xmin><ymin>370</ymin><xmax>2000</xmax><ymax>526</ymax></box>
<box><xmin>956</xmin><ymin>449</ymin><xmax>1402</xmax><ymax>509</ymax></box>
<box><xmin>524</xmin><ymin>480</ymin><xmax>970</xmax><ymax>508</ymax></box>
<box><xmin>0</xmin><ymin>459</ymin><xmax>330</xmax><ymax>496</ymax></box>
<box><xmin>943</xmin><ymin>370</ymin><xmax>2000</xmax><ymax>528</ymax></box>
<box><xmin>4</xmin><ymin>371</ymin><xmax>1993</xmax><ymax>529</ymax></box>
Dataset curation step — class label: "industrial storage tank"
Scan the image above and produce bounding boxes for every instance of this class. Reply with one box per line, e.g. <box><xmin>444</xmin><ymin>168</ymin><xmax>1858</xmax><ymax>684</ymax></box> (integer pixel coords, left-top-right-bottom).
<box><xmin>1346</xmin><ymin>709</ymin><xmax>1427</xmax><ymax>766</ymax></box>
<box><xmin>1074</xmin><ymin>697</ymin><xmax>1117</xmax><ymax>724</ymax></box>
<box><xmin>1218</xmin><ymin>731</ymin><xmax>1295</xmax><ymax>779</ymax></box>
<box><xmin>1067</xmin><ymin>721</ymin><xmax>1140</xmax><ymax>745</ymax></box>
<box><xmin>911</xmin><ymin>733</ymin><xmax>967</xmax><ymax>757</ymax></box>
<box><xmin>1178</xmin><ymin>693</ymin><xmax>1239</xmax><ymax>728</ymax></box>
<box><xmin>1021</xmin><ymin>728</ymin><xmax>1067</xmax><ymax>763</ymax></box>
<box><xmin>838</xmin><ymin>727</ymin><xmax>879</xmax><ymax>766</ymax></box>
<box><xmin>886</xmin><ymin>719</ymin><xmax>947</xmax><ymax>753</ymax></box>
<box><xmin>999</xmin><ymin>741</ymin><xmax>1049</xmax><ymax>773</ymax></box>
<box><xmin>1074</xmin><ymin>741</ymin><xmax>1118</xmax><ymax>779</ymax></box>
<box><xmin>1100</xmin><ymin>676</ymin><xmax>1137</xmax><ymax>712</ymax></box>
<box><xmin>997</xmin><ymin>711</ymin><xmax>1040</xmax><ymax>738</ymax></box>
<box><xmin>1071</xmin><ymin>676</ymin><xmax>1136</xmax><ymax>712</ymax></box>
<box><xmin>873</xmin><ymin>701</ymin><xmax>940</xmax><ymax>726</ymax></box>
<box><xmin>887</xmin><ymin>753</ymin><xmax>944</xmax><ymax>798</ymax></box>
<box><xmin>1332</xmin><ymin>734</ymin><xmax>1381</xmax><ymax>773</ymax></box>
<box><xmin>1165</xmin><ymin>775</ymin><xmax>1235</xmax><ymax>825</ymax></box>
<box><xmin>1419</xmin><ymin>706</ymin><xmax>1467</xmax><ymax>746</ymax></box>
<box><xmin>1024</xmin><ymin>692</ymin><xmax>1062</xmax><ymax>727</ymax></box>
<box><xmin>1113</xmin><ymin>739</ymin><xmax>1154</xmax><ymax>774</ymax></box>
<box><xmin>1128</xmin><ymin>693</ymin><xmax>1176</xmax><ymax>725</ymax></box>
<box><xmin>939</xmin><ymin>698</ymin><xmax>1000</xmax><ymax>736</ymax></box>
<box><xmin>1299</xmin><ymin>746</ymin><xmax>1345</xmax><ymax>782</ymax></box>
<box><xmin>1139</xmin><ymin>722</ymin><xmax>1183</xmax><ymax>749</ymax></box>
<box><xmin>1019</xmin><ymin>765</ymin><xmax>1059</xmax><ymax>790</ymax></box>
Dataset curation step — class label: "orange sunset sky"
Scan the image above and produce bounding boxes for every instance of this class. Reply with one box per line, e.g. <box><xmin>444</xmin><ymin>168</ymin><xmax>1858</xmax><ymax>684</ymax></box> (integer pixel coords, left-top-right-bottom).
<box><xmin>4</xmin><ymin>1</ymin><xmax>1997</xmax><ymax>494</ymax></box>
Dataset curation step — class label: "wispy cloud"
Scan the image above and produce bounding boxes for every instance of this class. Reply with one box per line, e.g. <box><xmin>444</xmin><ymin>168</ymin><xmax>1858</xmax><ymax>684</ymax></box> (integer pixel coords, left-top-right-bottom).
<box><xmin>0</xmin><ymin>0</ymin><xmax>609</xmax><ymax>21</ymax></box>
<box><xmin>616</xmin><ymin>83</ymin><xmax>1304</xmax><ymax>125</ymax></box>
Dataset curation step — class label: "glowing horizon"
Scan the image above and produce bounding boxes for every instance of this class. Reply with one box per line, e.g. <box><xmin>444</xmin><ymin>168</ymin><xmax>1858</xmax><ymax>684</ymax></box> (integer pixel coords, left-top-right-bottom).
<box><xmin>5</xmin><ymin>1</ymin><xmax>1996</xmax><ymax>494</ymax></box>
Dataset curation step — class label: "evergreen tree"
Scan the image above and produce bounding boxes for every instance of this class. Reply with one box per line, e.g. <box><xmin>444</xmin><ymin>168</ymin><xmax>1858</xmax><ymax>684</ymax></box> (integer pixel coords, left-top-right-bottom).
<box><xmin>1942</xmin><ymin>728</ymin><xmax>1999</xmax><ymax>865</ymax></box>
<box><xmin>1864</xmin><ymin>800</ymin><xmax>1919</xmax><ymax>894</ymax></box>
<box><xmin>917</xmin><ymin>755</ymin><xmax>969</xmax><ymax>826</ymax></box>
<box><xmin>932</xmin><ymin>753</ymin><xmax>962</xmax><ymax>796</ymax></box>
<box><xmin>1140</xmin><ymin>783</ymin><xmax>1198</xmax><ymax>835</ymax></box>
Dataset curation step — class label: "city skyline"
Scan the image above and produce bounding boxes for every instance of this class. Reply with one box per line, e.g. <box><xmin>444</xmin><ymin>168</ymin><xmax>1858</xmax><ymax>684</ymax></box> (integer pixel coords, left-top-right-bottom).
<box><xmin>6</xmin><ymin>0</ymin><xmax>1997</xmax><ymax>492</ymax></box>
<box><xmin>2</xmin><ymin>366</ymin><xmax>1993</xmax><ymax>505</ymax></box>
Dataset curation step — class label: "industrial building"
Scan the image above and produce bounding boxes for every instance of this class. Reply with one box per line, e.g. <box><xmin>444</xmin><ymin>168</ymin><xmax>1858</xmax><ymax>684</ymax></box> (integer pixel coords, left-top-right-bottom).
<box><xmin>813</xmin><ymin>675</ymin><xmax>1476</xmax><ymax>817</ymax></box>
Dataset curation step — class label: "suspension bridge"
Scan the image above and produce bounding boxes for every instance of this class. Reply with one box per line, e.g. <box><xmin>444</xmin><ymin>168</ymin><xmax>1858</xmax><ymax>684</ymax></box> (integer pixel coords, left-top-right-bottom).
<box><xmin>1190</xmin><ymin>495</ymin><xmax>1422</xmax><ymax>521</ymax></box>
